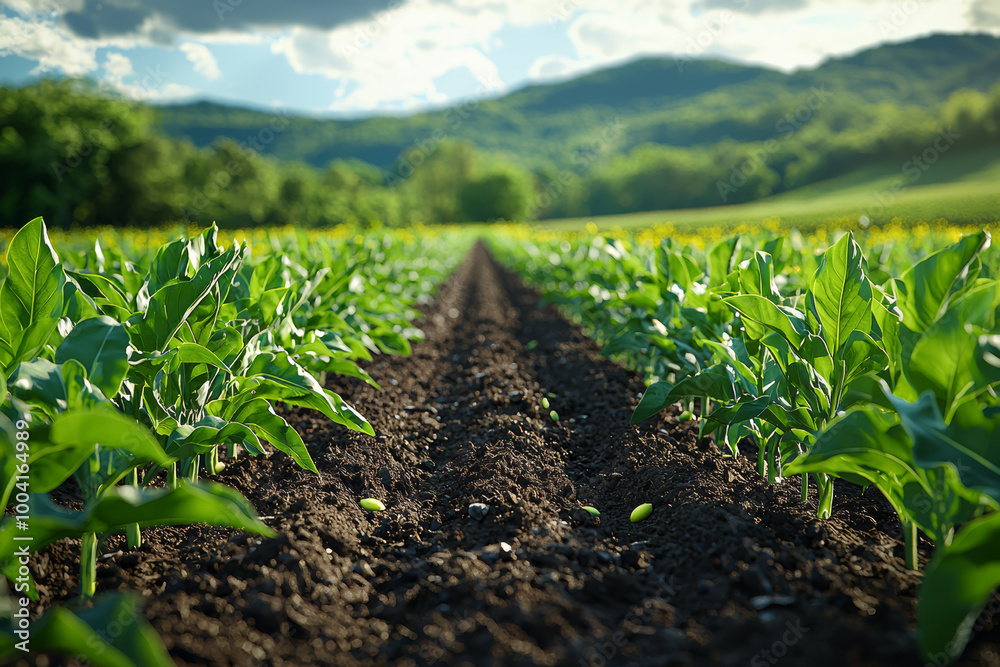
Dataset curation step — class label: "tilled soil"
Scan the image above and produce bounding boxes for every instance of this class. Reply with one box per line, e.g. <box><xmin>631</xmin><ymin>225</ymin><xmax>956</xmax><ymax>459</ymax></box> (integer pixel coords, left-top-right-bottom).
<box><xmin>11</xmin><ymin>242</ymin><xmax>1000</xmax><ymax>667</ymax></box>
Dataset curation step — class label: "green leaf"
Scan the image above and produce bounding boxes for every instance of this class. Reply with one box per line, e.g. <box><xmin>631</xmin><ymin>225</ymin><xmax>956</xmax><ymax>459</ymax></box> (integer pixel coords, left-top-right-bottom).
<box><xmin>164</xmin><ymin>418</ymin><xmax>259</xmax><ymax>461</ymax></box>
<box><xmin>872</xmin><ymin>295</ymin><xmax>902</xmax><ymax>380</ymax></box>
<box><xmin>134</xmin><ymin>243</ymin><xmax>246</xmax><ymax>351</ymax></box>
<box><xmin>798</xmin><ymin>333</ymin><xmax>834</xmax><ymax>381</ymax></box>
<box><xmin>808</xmin><ymin>232</ymin><xmax>872</xmax><ymax>356</ymax></box>
<box><xmin>0</xmin><ymin>217</ymin><xmax>64</xmax><ymax>368</ymax></box>
<box><xmin>841</xmin><ymin>330</ymin><xmax>889</xmax><ymax>386</ymax></box>
<box><xmin>918</xmin><ymin>511</ymin><xmax>1000</xmax><ymax>663</ymax></box>
<box><xmin>147</xmin><ymin>237</ymin><xmax>190</xmax><ymax>294</ymax></box>
<box><xmin>785</xmin><ymin>407</ymin><xmax>981</xmax><ymax>542</ymax></box>
<box><xmin>700</xmin><ymin>339</ymin><xmax>756</xmax><ymax>391</ymax></box>
<box><xmin>0</xmin><ymin>217</ymin><xmax>63</xmax><ymax>337</ymax></box>
<box><xmin>66</xmin><ymin>270</ymin><xmax>132</xmax><ymax>320</ymax></box>
<box><xmin>906</xmin><ymin>281</ymin><xmax>1000</xmax><ymax>418</ymax></box>
<box><xmin>223</xmin><ymin>398</ymin><xmax>318</xmax><ymax>473</ymax></box>
<box><xmin>8</xmin><ymin>358</ymin><xmax>70</xmax><ymax>416</ymax></box>
<box><xmin>631</xmin><ymin>364</ymin><xmax>737</xmax><ymax>424</ymax></box>
<box><xmin>170</xmin><ymin>341</ymin><xmax>233</xmax><ymax>373</ymax></box>
<box><xmin>48</xmin><ymin>409</ymin><xmax>171</xmax><ymax>467</ymax></box>
<box><xmin>725</xmin><ymin>295</ymin><xmax>807</xmax><ymax>350</ymax></box>
<box><xmin>242</xmin><ymin>351</ymin><xmax>374</xmax><ymax>436</ymax></box>
<box><xmin>61</xmin><ymin>279</ymin><xmax>101</xmax><ymax>323</ymax></box>
<box><xmin>705</xmin><ymin>395</ymin><xmax>772</xmax><ymax>425</ymax></box>
<box><xmin>206</xmin><ymin>326</ymin><xmax>245</xmax><ymax>366</ymax></box>
<box><xmin>0</xmin><ymin>594</ymin><xmax>175</xmax><ymax>667</ymax></box>
<box><xmin>0</xmin><ymin>482</ymin><xmax>275</xmax><ymax>569</ymax></box>
<box><xmin>737</xmin><ymin>251</ymin><xmax>779</xmax><ymax>301</ymax></box>
<box><xmin>894</xmin><ymin>231</ymin><xmax>989</xmax><ymax>333</ymax></box>
<box><xmin>889</xmin><ymin>392</ymin><xmax>1000</xmax><ymax>503</ymax></box>
<box><xmin>373</xmin><ymin>329</ymin><xmax>413</xmax><ymax>356</ymax></box>
<box><xmin>708</xmin><ymin>236</ymin><xmax>741</xmax><ymax>286</ymax></box>
<box><xmin>55</xmin><ymin>316</ymin><xmax>131</xmax><ymax>398</ymax></box>
<box><xmin>31</xmin><ymin>445</ymin><xmax>95</xmax><ymax>497</ymax></box>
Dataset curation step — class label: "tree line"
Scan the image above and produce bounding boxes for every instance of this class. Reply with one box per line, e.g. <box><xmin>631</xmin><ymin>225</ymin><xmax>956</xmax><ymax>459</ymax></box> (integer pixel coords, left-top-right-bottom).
<box><xmin>1</xmin><ymin>79</ymin><xmax>998</xmax><ymax>228</ymax></box>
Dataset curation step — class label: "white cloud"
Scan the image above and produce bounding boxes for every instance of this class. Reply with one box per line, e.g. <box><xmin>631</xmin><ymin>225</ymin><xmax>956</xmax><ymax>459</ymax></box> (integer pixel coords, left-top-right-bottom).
<box><xmin>0</xmin><ymin>13</ymin><xmax>98</xmax><ymax>75</ymax></box>
<box><xmin>566</xmin><ymin>8</ymin><xmax>686</xmax><ymax>62</ymax></box>
<box><xmin>0</xmin><ymin>0</ymin><xmax>73</xmax><ymax>17</ymax></box>
<box><xmin>102</xmin><ymin>51</ymin><xmax>133</xmax><ymax>83</ymax></box>
<box><xmin>557</xmin><ymin>0</ymin><xmax>1000</xmax><ymax>74</ymax></box>
<box><xmin>180</xmin><ymin>41</ymin><xmax>221</xmax><ymax>80</ymax></box>
<box><xmin>528</xmin><ymin>53</ymin><xmax>596</xmax><ymax>81</ymax></box>
<box><xmin>970</xmin><ymin>0</ymin><xmax>1000</xmax><ymax>27</ymax></box>
<box><xmin>98</xmin><ymin>50</ymin><xmax>197</xmax><ymax>101</ymax></box>
<box><xmin>0</xmin><ymin>7</ymin><xmax>201</xmax><ymax>101</ymax></box>
<box><xmin>108</xmin><ymin>77</ymin><xmax>199</xmax><ymax>102</ymax></box>
<box><xmin>272</xmin><ymin>0</ymin><xmax>509</xmax><ymax>111</ymax></box>
<box><xmin>3</xmin><ymin>0</ymin><xmax>999</xmax><ymax>113</ymax></box>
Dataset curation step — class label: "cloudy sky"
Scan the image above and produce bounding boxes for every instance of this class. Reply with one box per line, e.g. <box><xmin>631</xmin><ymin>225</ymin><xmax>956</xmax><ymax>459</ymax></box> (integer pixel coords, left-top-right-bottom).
<box><xmin>0</xmin><ymin>0</ymin><xmax>997</xmax><ymax>116</ymax></box>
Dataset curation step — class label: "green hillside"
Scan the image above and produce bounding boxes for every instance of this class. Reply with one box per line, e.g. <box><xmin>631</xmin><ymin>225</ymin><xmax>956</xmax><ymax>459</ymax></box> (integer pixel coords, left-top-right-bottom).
<box><xmin>543</xmin><ymin>146</ymin><xmax>1000</xmax><ymax>232</ymax></box>
<box><xmin>3</xmin><ymin>33</ymin><xmax>998</xmax><ymax>229</ymax></box>
<box><xmin>155</xmin><ymin>33</ymin><xmax>1000</xmax><ymax>170</ymax></box>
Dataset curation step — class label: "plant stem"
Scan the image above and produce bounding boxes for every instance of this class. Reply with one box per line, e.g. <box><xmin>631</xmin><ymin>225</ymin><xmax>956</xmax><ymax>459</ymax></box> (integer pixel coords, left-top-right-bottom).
<box><xmin>80</xmin><ymin>532</ymin><xmax>98</xmax><ymax>598</ymax></box>
<box><xmin>903</xmin><ymin>519</ymin><xmax>918</xmax><ymax>570</ymax></box>
<box><xmin>125</xmin><ymin>468</ymin><xmax>141</xmax><ymax>549</ymax></box>
<box><xmin>766</xmin><ymin>435</ymin><xmax>780</xmax><ymax>484</ymax></box>
<box><xmin>167</xmin><ymin>462</ymin><xmax>178</xmax><ymax>489</ymax></box>
<box><xmin>206</xmin><ymin>446</ymin><xmax>224</xmax><ymax>475</ymax></box>
<box><xmin>757</xmin><ymin>438</ymin><xmax>767</xmax><ymax>478</ymax></box>
<box><xmin>801</xmin><ymin>472</ymin><xmax>809</xmax><ymax>504</ymax></box>
<box><xmin>817</xmin><ymin>473</ymin><xmax>834</xmax><ymax>519</ymax></box>
<box><xmin>226</xmin><ymin>442</ymin><xmax>239</xmax><ymax>460</ymax></box>
<box><xmin>697</xmin><ymin>396</ymin><xmax>706</xmax><ymax>439</ymax></box>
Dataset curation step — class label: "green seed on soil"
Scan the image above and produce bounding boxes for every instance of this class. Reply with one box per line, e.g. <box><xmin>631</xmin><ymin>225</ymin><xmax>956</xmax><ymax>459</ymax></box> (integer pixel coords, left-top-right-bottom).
<box><xmin>547</xmin><ymin>392</ymin><xmax>557</xmax><ymax>398</ymax></box>
<box><xmin>541</xmin><ymin>397</ymin><xmax>550</xmax><ymax>409</ymax></box>
<box><xmin>678</xmin><ymin>410</ymin><xmax>695</xmax><ymax>422</ymax></box>
<box><xmin>550</xmin><ymin>410</ymin><xmax>560</xmax><ymax>421</ymax></box>
<box><xmin>526</xmin><ymin>340</ymin><xmax>538</xmax><ymax>350</ymax></box>
<box><xmin>360</xmin><ymin>498</ymin><xmax>385</xmax><ymax>512</ymax></box>
<box><xmin>583</xmin><ymin>506</ymin><xmax>600</xmax><ymax>516</ymax></box>
<box><xmin>630</xmin><ymin>503</ymin><xmax>652</xmax><ymax>522</ymax></box>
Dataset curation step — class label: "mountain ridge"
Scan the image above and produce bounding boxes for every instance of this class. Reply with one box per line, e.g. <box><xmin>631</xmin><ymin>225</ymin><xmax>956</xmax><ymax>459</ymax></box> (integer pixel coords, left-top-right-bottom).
<box><xmin>153</xmin><ymin>32</ymin><xmax>1000</xmax><ymax>170</ymax></box>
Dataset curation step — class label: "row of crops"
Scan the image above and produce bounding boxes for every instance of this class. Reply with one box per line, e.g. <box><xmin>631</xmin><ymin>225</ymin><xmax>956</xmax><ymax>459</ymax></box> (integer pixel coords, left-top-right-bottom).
<box><xmin>489</xmin><ymin>224</ymin><xmax>1000</xmax><ymax>665</ymax></box>
<box><xmin>0</xmin><ymin>217</ymin><xmax>470</xmax><ymax>664</ymax></box>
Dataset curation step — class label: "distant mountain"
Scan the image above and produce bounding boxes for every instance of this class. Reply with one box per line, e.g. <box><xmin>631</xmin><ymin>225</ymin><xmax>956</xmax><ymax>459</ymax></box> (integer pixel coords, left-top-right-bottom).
<box><xmin>155</xmin><ymin>33</ymin><xmax>1000</xmax><ymax>171</ymax></box>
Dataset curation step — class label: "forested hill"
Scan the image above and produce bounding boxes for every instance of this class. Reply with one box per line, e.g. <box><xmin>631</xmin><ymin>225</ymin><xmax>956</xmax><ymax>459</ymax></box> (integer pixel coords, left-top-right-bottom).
<box><xmin>155</xmin><ymin>33</ymin><xmax>1000</xmax><ymax>170</ymax></box>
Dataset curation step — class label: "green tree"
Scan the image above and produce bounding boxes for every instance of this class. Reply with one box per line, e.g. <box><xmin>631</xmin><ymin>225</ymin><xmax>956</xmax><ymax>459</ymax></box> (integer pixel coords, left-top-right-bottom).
<box><xmin>458</xmin><ymin>165</ymin><xmax>534</xmax><ymax>222</ymax></box>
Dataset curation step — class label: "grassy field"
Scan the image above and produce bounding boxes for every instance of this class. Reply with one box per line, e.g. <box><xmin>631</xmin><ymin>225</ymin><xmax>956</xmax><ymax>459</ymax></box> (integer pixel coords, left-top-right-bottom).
<box><xmin>542</xmin><ymin>147</ymin><xmax>1000</xmax><ymax>232</ymax></box>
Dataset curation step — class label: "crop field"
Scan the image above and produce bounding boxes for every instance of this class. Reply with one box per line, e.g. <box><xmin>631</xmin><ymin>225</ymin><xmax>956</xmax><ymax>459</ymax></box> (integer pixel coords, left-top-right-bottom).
<box><xmin>1</xmin><ymin>212</ymin><xmax>999</xmax><ymax>667</ymax></box>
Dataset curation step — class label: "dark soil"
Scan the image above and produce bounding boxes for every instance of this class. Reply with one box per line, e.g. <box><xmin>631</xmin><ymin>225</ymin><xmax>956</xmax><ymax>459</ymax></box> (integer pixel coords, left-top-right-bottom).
<box><xmin>9</xmin><ymin>242</ymin><xmax>1000</xmax><ymax>667</ymax></box>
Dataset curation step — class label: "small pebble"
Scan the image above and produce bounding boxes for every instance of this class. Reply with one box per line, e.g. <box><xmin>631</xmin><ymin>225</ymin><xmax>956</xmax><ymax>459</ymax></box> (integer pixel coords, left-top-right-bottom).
<box><xmin>469</xmin><ymin>503</ymin><xmax>490</xmax><ymax>521</ymax></box>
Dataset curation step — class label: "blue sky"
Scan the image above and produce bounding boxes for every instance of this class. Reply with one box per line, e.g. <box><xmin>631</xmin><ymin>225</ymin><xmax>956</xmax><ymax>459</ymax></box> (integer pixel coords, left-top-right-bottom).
<box><xmin>1</xmin><ymin>0</ymin><xmax>997</xmax><ymax>116</ymax></box>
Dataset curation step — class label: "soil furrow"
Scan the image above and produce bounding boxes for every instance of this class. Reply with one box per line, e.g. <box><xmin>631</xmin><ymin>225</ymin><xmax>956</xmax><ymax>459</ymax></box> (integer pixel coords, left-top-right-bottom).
<box><xmin>19</xmin><ymin>242</ymin><xmax>999</xmax><ymax>667</ymax></box>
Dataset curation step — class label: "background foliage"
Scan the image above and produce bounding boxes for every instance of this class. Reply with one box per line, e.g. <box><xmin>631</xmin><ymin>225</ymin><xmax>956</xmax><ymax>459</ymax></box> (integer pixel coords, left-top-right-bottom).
<box><xmin>1</xmin><ymin>34</ymin><xmax>999</xmax><ymax>229</ymax></box>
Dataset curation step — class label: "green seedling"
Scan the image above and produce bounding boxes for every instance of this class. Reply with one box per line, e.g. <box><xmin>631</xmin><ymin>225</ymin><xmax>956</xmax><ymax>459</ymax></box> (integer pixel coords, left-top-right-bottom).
<box><xmin>360</xmin><ymin>498</ymin><xmax>385</xmax><ymax>512</ymax></box>
<box><xmin>550</xmin><ymin>410</ymin><xmax>560</xmax><ymax>421</ymax></box>
<box><xmin>582</xmin><ymin>506</ymin><xmax>600</xmax><ymax>516</ymax></box>
<box><xmin>630</xmin><ymin>503</ymin><xmax>652</xmax><ymax>522</ymax></box>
